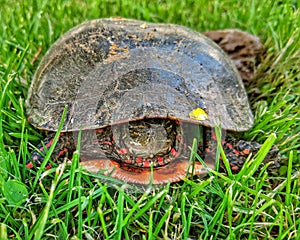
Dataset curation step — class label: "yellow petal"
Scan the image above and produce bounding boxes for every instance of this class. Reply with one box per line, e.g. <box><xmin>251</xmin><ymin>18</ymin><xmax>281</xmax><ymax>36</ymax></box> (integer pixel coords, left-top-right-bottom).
<box><xmin>189</xmin><ymin>108</ymin><xmax>208</xmax><ymax>121</ymax></box>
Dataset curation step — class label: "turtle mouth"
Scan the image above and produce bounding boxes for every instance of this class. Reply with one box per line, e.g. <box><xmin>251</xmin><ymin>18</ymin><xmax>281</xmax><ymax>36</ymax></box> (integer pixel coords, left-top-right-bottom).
<box><xmin>96</xmin><ymin>119</ymin><xmax>185</xmax><ymax>168</ymax></box>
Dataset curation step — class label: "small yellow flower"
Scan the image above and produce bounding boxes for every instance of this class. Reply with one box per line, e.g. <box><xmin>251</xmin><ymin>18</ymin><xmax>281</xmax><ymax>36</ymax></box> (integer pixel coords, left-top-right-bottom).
<box><xmin>189</xmin><ymin>108</ymin><xmax>208</xmax><ymax>121</ymax></box>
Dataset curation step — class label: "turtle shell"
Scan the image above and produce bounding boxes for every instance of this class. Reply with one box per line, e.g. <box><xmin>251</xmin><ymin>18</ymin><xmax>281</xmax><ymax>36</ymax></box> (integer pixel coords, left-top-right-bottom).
<box><xmin>27</xmin><ymin>18</ymin><xmax>253</xmax><ymax>132</ymax></box>
<box><xmin>26</xmin><ymin>18</ymin><xmax>254</xmax><ymax>184</ymax></box>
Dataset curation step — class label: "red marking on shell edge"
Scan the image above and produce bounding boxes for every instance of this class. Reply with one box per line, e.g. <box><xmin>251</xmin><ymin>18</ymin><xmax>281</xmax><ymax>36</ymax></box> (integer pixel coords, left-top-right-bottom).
<box><xmin>171</xmin><ymin>148</ymin><xmax>179</xmax><ymax>157</ymax></box>
<box><xmin>46</xmin><ymin>164</ymin><xmax>52</xmax><ymax>170</ymax></box>
<box><xmin>45</xmin><ymin>138</ymin><xmax>54</xmax><ymax>149</ymax></box>
<box><xmin>233</xmin><ymin>149</ymin><xmax>240</xmax><ymax>155</ymax></box>
<box><xmin>176</xmin><ymin>135</ymin><xmax>183</xmax><ymax>143</ymax></box>
<box><xmin>231</xmin><ymin>165</ymin><xmax>239</xmax><ymax>171</ymax></box>
<box><xmin>56</xmin><ymin>148</ymin><xmax>68</xmax><ymax>158</ymax></box>
<box><xmin>243</xmin><ymin>149</ymin><xmax>250</xmax><ymax>155</ymax></box>
<box><xmin>80</xmin><ymin>157</ymin><xmax>211</xmax><ymax>185</ymax></box>
<box><xmin>205</xmin><ymin>148</ymin><xmax>211</xmax><ymax>153</ymax></box>
<box><xmin>158</xmin><ymin>156</ymin><xmax>164</xmax><ymax>165</ymax></box>
<box><xmin>118</xmin><ymin>148</ymin><xmax>128</xmax><ymax>154</ymax></box>
<box><xmin>143</xmin><ymin>161</ymin><xmax>150</xmax><ymax>168</ymax></box>
<box><xmin>26</xmin><ymin>162</ymin><xmax>33</xmax><ymax>168</ymax></box>
<box><xmin>226</xmin><ymin>143</ymin><xmax>233</xmax><ymax>149</ymax></box>
<box><xmin>211</xmin><ymin>131</ymin><xmax>217</xmax><ymax>140</ymax></box>
<box><xmin>135</xmin><ymin>157</ymin><xmax>142</xmax><ymax>163</ymax></box>
<box><xmin>124</xmin><ymin>159</ymin><xmax>131</xmax><ymax>164</ymax></box>
<box><xmin>98</xmin><ymin>141</ymin><xmax>113</xmax><ymax>146</ymax></box>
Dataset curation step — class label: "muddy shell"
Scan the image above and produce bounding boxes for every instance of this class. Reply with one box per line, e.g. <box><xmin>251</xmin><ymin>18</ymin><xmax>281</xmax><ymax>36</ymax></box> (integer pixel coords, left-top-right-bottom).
<box><xmin>26</xmin><ymin>18</ymin><xmax>254</xmax><ymax>185</ymax></box>
<box><xmin>27</xmin><ymin>18</ymin><xmax>253</xmax><ymax>133</ymax></box>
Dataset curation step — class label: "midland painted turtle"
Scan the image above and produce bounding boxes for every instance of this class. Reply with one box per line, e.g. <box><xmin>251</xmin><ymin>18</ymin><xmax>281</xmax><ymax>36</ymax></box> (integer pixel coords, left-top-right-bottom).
<box><xmin>26</xmin><ymin>18</ymin><xmax>279</xmax><ymax>184</ymax></box>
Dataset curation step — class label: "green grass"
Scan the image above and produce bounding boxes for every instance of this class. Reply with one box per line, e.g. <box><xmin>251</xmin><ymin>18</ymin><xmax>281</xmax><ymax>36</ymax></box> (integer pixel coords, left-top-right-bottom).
<box><xmin>0</xmin><ymin>0</ymin><xmax>299</xmax><ymax>239</ymax></box>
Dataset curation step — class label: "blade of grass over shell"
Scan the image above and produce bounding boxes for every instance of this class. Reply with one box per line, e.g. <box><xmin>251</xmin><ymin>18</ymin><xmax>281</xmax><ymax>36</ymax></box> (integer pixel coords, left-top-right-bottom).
<box><xmin>149</xmin><ymin>161</ymin><xmax>154</xmax><ymax>186</ymax></box>
<box><xmin>65</xmin><ymin>129</ymin><xmax>81</xmax><ymax>231</ymax></box>
<box><xmin>32</xmin><ymin>105</ymin><xmax>68</xmax><ymax>188</ymax></box>
<box><xmin>75</xmin><ymin>141</ymin><xmax>83</xmax><ymax>238</ymax></box>
<box><xmin>186</xmin><ymin>137</ymin><xmax>198</xmax><ymax>179</ymax></box>
<box><xmin>190</xmin><ymin>138</ymin><xmax>215</xmax><ymax>179</ymax></box>
<box><xmin>214</xmin><ymin>125</ymin><xmax>232</xmax><ymax>177</ymax></box>
<box><xmin>239</xmin><ymin>133</ymin><xmax>277</xmax><ymax>180</ymax></box>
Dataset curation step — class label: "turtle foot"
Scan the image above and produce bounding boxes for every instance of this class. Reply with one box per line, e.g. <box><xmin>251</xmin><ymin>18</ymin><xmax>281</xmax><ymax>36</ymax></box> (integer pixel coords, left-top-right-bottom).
<box><xmin>221</xmin><ymin>138</ymin><xmax>280</xmax><ymax>174</ymax></box>
<box><xmin>26</xmin><ymin>132</ymin><xmax>75</xmax><ymax>169</ymax></box>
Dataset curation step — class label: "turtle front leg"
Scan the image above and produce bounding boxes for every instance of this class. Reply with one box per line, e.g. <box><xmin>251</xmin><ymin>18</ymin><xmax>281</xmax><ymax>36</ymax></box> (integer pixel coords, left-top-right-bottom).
<box><xmin>26</xmin><ymin>132</ymin><xmax>76</xmax><ymax>169</ymax></box>
<box><xmin>200</xmin><ymin>130</ymin><xmax>280</xmax><ymax>173</ymax></box>
<box><xmin>221</xmin><ymin>138</ymin><xmax>280</xmax><ymax>173</ymax></box>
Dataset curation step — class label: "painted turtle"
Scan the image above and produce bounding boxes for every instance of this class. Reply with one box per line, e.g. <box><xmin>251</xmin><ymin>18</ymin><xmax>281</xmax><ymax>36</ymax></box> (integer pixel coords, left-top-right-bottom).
<box><xmin>26</xmin><ymin>18</ymin><xmax>279</xmax><ymax>184</ymax></box>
